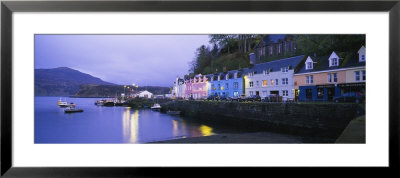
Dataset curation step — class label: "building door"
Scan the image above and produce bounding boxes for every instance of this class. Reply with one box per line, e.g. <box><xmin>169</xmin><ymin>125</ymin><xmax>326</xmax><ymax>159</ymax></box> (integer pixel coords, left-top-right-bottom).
<box><xmin>295</xmin><ymin>89</ymin><xmax>299</xmax><ymax>101</ymax></box>
<box><xmin>327</xmin><ymin>88</ymin><xmax>335</xmax><ymax>101</ymax></box>
<box><xmin>305</xmin><ymin>89</ymin><xmax>313</xmax><ymax>100</ymax></box>
<box><xmin>256</xmin><ymin>91</ymin><xmax>260</xmax><ymax>96</ymax></box>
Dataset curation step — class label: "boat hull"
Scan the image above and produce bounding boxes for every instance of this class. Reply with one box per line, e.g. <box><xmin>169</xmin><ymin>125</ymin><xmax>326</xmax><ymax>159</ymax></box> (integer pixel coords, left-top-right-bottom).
<box><xmin>64</xmin><ymin>109</ymin><xmax>83</xmax><ymax>113</ymax></box>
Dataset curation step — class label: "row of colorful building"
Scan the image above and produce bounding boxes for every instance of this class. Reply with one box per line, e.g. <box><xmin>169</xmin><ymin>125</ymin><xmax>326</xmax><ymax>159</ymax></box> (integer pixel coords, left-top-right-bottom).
<box><xmin>172</xmin><ymin>44</ymin><xmax>365</xmax><ymax>102</ymax></box>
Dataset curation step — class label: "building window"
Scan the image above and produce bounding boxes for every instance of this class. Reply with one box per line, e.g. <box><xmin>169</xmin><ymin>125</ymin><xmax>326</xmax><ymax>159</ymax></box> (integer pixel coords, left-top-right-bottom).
<box><xmin>248</xmin><ymin>72</ymin><xmax>254</xmax><ymax>77</ymax></box>
<box><xmin>270</xmin><ymin>79</ymin><xmax>274</xmax><ymax>86</ymax></box>
<box><xmin>218</xmin><ymin>76</ymin><xmax>220</xmax><ymax>81</ymax></box>
<box><xmin>328</xmin><ymin>73</ymin><xmax>332</xmax><ymax>83</ymax></box>
<box><xmin>249</xmin><ymin>81</ymin><xmax>254</xmax><ymax>88</ymax></box>
<box><xmin>233</xmin><ymin>91</ymin><xmax>239</xmax><ymax>97</ymax></box>
<box><xmin>333</xmin><ymin>73</ymin><xmax>337</xmax><ymax>83</ymax></box>
<box><xmin>355</xmin><ymin>71</ymin><xmax>360</xmax><ymax>81</ymax></box>
<box><xmin>331</xmin><ymin>58</ymin><xmax>338</xmax><ymax>66</ymax></box>
<box><xmin>317</xmin><ymin>88</ymin><xmax>324</xmax><ymax>99</ymax></box>
<box><xmin>361</xmin><ymin>54</ymin><xmax>365</xmax><ymax>62</ymax></box>
<box><xmin>281</xmin><ymin>66</ymin><xmax>289</xmax><ymax>73</ymax></box>
<box><xmin>234</xmin><ymin>73</ymin><xmax>238</xmax><ymax>79</ymax></box>
<box><xmin>256</xmin><ymin>81</ymin><xmax>259</xmax><ymax>87</ymax></box>
<box><xmin>362</xmin><ymin>70</ymin><xmax>366</xmax><ymax>81</ymax></box>
<box><xmin>262</xmin><ymin>80</ymin><xmax>268</xmax><ymax>87</ymax></box>
<box><xmin>282</xmin><ymin>78</ymin><xmax>289</xmax><ymax>85</ymax></box>
<box><xmin>226</xmin><ymin>83</ymin><xmax>229</xmax><ymax>89</ymax></box>
<box><xmin>275</xmin><ymin>79</ymin><xmax>278</xmax><ymax>85</ymax></box>
<box><xmin>306</xmin><ymin>62</ymin><xmax>313</xmax><ymax>69</ymax></box>
<box><xmin>218</xmin><ymin>84</ymin><xmax>220</xmax><ymax>90</ymax></box>
<box><xmin>310</xmin><ymin>75</ymin><xmax>314</xmax><ymax>84</ymax></box>
<box><xmin>306</xmin><ymin>76</ymin><xmax>309</xmax><ymax>84</ymax></box>
<box><xmin>226</xmin><ymin>75</ymin><xmax>229</xmax><ymax>80</ymax></box>
<box><xmin>249</xmin><ymin>91</ymin><xmax>254</xmax><ymax>96</ymax></box>
<box><xmin>282</xmin><ymin>90</ymin><xmax>288</xmax><ymax>96</ymax></box>
<box><xmin>234</xmin><ymin>82</ymin><xmax>238</xmax><ymax>89</ymax></box>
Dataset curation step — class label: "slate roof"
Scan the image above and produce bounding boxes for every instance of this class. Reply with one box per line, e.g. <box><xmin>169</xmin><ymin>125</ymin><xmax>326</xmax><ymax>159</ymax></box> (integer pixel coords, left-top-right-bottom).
<box><xmin>246</xmin><ymin>55</ymin><xmax>305</xmax><ymax>74</ymax></box>
<box><xmin>295</xmin><ymin>51</ymin><xmax>365</xmax><ymax>74</ymax></box>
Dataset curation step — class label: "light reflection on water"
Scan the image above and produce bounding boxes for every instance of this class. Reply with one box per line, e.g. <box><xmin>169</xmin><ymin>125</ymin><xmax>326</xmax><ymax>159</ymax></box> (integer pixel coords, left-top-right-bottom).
<box><xmin>35</xmin><ymin>97</ymin><xmax>220</xmax><ymax>143</ymax></box>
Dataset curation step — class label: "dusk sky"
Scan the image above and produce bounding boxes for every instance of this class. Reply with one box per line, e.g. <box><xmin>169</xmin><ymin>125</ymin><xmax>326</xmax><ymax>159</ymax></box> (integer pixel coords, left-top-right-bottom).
<box><xmin>35</xmin><ymin>35</ymin><xmax>210</xmax><ymax>87</ymax></box>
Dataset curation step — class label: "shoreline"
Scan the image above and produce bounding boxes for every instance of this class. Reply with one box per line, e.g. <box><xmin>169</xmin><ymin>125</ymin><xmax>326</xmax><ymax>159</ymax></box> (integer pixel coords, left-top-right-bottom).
<box><xmin>149</xmin><ymin>132</ymin><xmax>334</xmax><ymax>144</ymax></box>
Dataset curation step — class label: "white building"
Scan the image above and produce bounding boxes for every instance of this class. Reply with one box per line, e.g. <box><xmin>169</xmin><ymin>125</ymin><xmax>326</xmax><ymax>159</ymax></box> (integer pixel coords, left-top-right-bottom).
<box><xmin>172</xmin><ymin>77</ymin><xmax>185</xmax><ymax>98</ymax></box>
<box><xmin>137</xmin><ymin>90</ymin><xmax>153</xmax><ymax>99</ymax></box>
<box><xmin>244</xmin><ymin>55</ymin><xmax>305</xmax><ymax>101</ymax></box>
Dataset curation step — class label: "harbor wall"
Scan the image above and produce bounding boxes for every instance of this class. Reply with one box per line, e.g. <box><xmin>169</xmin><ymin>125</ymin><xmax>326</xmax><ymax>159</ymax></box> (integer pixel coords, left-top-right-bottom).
<box><xmin>161</xmin><ymin>101</ymin><xmax>365</xmax><ymax>139</ymax></box>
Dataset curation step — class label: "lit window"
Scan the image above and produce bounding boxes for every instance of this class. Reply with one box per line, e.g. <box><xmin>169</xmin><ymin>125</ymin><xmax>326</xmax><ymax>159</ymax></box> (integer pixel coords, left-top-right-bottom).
<box><xmin>262</xmin><ymin>80</ymin><xmax>268</xmax><ymax>87</ymax></box>
<box><xmin>271</xmin><ymin>79</ymin><xmax>274</xmax><ymax>86</ymax></box>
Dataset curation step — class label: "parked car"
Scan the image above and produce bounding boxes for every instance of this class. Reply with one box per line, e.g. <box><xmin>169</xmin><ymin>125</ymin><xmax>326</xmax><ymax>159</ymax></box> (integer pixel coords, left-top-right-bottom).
<box><xmin>207</xmin><ymin>94</ymin><xmax>219</xmax><ymax>101</ymax></box>
<box><xmin>246</xmin><ymin>95</ymin><xmax>262</xmax><ymax>102</ymax></box>
<box><xmin>333</xmin><ymin>92</ymin><xmax>365</xmax><ymax>103</ymax></box>
<box><xmin>219</xmin><ymin>95</ymin><xmax>228</xmax><ymax>101</ymax></box>
<box><xmin>264</xmin><ymin>94</ymin><xmax>279</xmax><ymax>102</ymax></box>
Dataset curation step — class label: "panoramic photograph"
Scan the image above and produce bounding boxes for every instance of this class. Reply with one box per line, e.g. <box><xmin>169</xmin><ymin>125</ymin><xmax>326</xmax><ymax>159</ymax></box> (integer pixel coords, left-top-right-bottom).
<box><xmin>34</xmin><ymin>34</ymin><xmax>366</xmax><ymax>144</ymax></box>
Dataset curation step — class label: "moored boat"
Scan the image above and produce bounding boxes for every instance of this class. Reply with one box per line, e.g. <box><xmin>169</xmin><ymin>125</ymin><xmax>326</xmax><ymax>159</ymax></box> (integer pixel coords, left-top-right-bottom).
<box><xmin>64</xmin><ymin>105</ymin><xmax>83</xmax><ymax>113</ymax></box>
<box><xmin>151</xmin><ymin>103</ymin><xmax>161</xmax><ymax>111</ymax></box>
<box><xmin>57</xmin><ymin>98</ymin><xmax>68</xmax><ymax>107</ymax></box>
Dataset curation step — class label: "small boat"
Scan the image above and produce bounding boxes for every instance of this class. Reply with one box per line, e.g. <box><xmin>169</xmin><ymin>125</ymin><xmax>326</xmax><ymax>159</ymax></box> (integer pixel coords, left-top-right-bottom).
<box><xmin>151</xmin><ymin>103</ymin><xmax>161</xmax><ymax>111</ymax></box>
<box><xmin>103</xmin><ymin>100</ymin><xmax>115</xmax><ymax>106</ymax></box>
<box><xmin>94</xmin><ymin>100</ymin><xmax>105</xmax><ymax>106</ymax></box>
<box><xmin>57</xmin><ymin>98</ymin><xmax>68</xmax><ymax>107</ymax></box>
<box><xmin>166</xmin><ymin>110</ymin><xmax>181</xmax><ymax>115</ymax></box>
<box><xmin>64</xmin><ymin>106</ymin><xmax>83</xmax><ymax>113</ymax></box>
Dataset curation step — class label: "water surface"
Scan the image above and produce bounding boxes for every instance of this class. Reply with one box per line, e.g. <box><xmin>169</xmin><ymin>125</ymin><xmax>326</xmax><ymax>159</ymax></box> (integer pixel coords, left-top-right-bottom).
<box><xmin>35</xmin><ymin>97</ymin><xmax>221</xmax><ymax>143</ymax></box>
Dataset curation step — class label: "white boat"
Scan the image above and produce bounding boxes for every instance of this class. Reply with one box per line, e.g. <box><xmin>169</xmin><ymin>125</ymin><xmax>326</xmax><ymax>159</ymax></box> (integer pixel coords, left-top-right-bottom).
<box><xmin>151</xmin><ymin>103</ymin><xmax>161</xmax><ymax>110</ymax></box>
<box><xmin>64</xmin><ymin>105</ymin><xmax>83</xmax><ymax>113</ymax></box>
<box><xmin>57</xmin><ymin>98</ymin><xmax>68</xmax><ymax>107</ymax></box>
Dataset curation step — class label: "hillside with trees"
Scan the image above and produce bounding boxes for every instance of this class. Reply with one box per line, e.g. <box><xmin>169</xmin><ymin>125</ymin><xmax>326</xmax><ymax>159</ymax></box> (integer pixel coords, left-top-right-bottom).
<box><xmin>188</xmin><ymin>34</ymin><xmax>365</xmax><ymax>76</ymax></box>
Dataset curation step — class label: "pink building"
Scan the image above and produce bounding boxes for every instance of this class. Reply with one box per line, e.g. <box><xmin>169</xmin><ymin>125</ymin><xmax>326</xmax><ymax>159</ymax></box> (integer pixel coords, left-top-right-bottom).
<box><xmin>184</xmin><ymin>77</ymin><xmax>193</xmax><ymax>99</ymax></box>
<box><xmin>191</xmin><ymin>74</ymin><xmax>209</xmax><ymax>99</ymax></box>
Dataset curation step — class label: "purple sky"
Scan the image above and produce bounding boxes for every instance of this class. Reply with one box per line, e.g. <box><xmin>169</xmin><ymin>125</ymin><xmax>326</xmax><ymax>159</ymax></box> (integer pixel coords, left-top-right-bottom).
<box><xmin>35</xmin><ymin>35</ymin><xmax>210</xmax><ymax>87</ymax></box>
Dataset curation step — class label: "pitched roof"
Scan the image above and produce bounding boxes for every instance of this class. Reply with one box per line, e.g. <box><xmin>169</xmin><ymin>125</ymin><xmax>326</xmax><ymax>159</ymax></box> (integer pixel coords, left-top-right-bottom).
<box><xmin>246</xmin><ymin>55</ymin><xmax>305</xmax><ymax>74</ymax></box>
<box><xmin>295</xmin><ymin>51</ymin><xmax>365</xmax><ymax>74</ymax></box>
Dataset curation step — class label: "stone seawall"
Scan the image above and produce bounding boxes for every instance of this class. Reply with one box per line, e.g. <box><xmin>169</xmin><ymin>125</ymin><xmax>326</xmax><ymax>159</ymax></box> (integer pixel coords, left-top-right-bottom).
<box><xmin>161</xmin><ymin>101</ymin><xmax>365</xmax><ymax>139</ymax></box>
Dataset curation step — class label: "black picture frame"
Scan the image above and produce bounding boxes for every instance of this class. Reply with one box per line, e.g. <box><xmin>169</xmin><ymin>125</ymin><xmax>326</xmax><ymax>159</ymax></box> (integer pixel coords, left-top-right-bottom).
<box><xmin>1</xmin><ymin>0</ymin><xmax>399</xmax><ymax>177</ymax></box>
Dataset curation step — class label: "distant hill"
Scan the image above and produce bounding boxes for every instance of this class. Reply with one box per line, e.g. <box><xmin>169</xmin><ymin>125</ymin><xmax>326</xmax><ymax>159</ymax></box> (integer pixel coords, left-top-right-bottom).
<box><xmin>35</xmin><ymin>67</ymin><xmax>115</xmax><ymax>96</ymax></box>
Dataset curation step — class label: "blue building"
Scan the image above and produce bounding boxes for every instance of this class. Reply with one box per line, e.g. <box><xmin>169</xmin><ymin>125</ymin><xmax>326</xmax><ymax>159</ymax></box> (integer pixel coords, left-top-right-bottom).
<box><xmin>208</xmin><ymin>69</ymin><xmax>247</xmax><ymax>98</ymax></box>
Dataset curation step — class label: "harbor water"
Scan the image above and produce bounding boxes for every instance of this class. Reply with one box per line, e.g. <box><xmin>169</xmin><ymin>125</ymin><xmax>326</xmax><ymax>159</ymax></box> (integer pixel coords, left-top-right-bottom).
<box><xmin>35</xmin><ymin>97</ymin><xmax>242</xmax><ymax>143</ymax></box>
